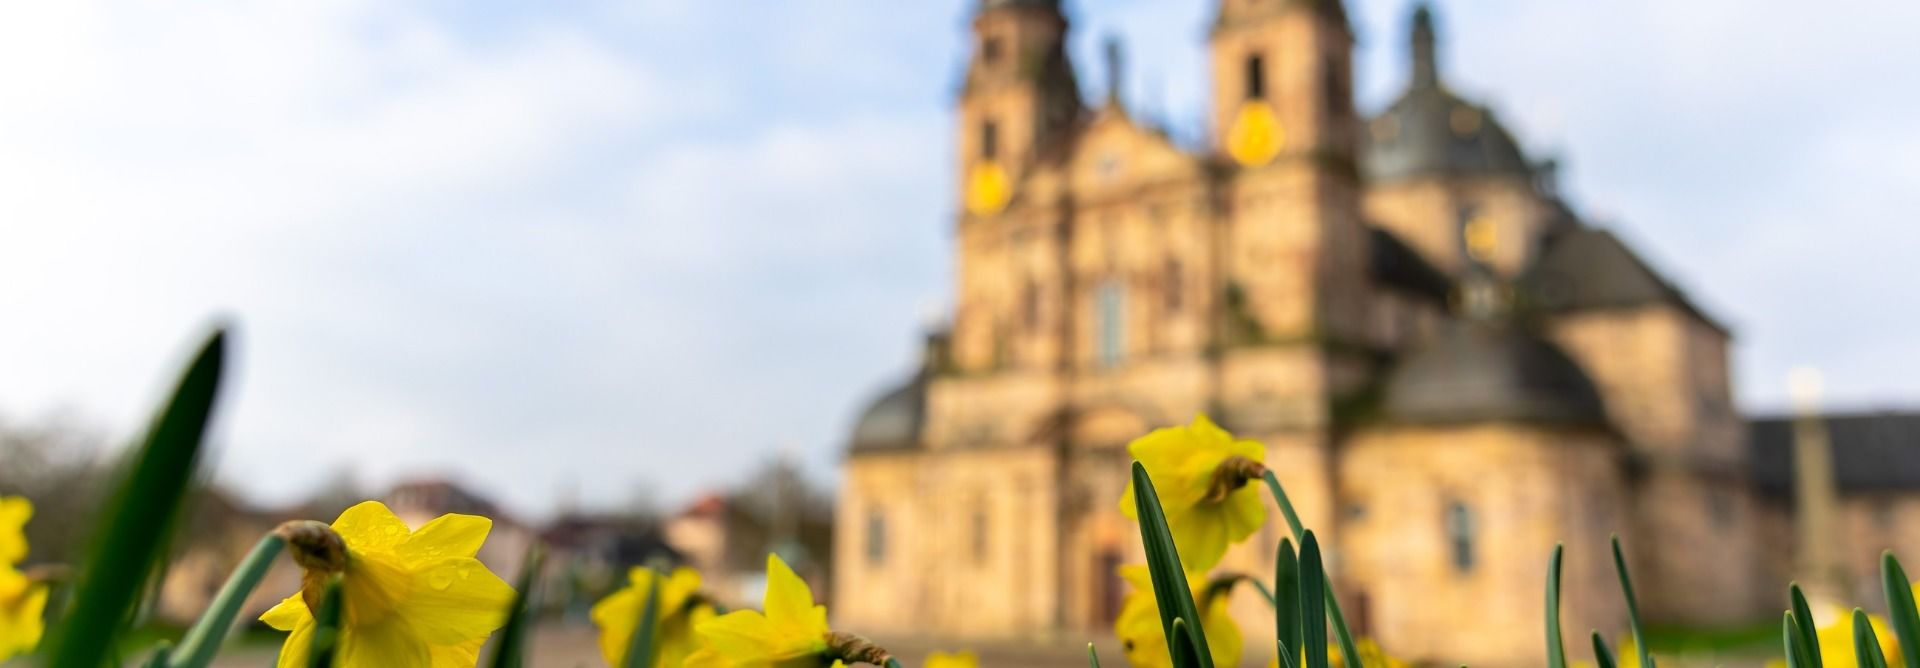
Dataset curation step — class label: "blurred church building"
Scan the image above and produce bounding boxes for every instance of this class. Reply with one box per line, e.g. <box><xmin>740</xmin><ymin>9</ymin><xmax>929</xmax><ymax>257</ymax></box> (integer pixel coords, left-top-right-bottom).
<box><xmin>834</xmin><ymin>1</ymin><xmax>1916</xmax><ymax>666</ymax></box>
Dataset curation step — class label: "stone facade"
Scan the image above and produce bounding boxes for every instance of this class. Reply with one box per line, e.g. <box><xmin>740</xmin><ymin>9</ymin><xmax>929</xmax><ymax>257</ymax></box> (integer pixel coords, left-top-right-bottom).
<box><xmin>837</xmin><ymin>2</ymin><xmax>1772</xmax><ymax>666</ymax></box>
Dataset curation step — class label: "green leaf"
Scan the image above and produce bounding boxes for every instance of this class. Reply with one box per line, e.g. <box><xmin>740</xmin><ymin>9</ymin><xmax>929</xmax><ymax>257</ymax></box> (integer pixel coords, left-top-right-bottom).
<box><xmin>1088</xmin><ymin>642</ymin><xmax>1102</xmax><ymax>668</ymax></box>
<box><xmin>170</xmin><ymin>534</ymin><xmax>288</xmax><ymax>668</ymax></box>
<box><xmin>486</xmin><ymin>546</ymin><xmax>546</xmax><ymax>668</ymax></box>
<box><xmin>1881</xmin><ymin>552</ymin><xmax>1920</xmax><ymax>668</ymax></box>
<box><xmin>1856</xmin><ymin>608</ymin><xmax>1892</xmax><ymax>668</ymax></box>
<box><xmin>307</xmin><ymin>575</ymin><xmax>346</xmax><ymax>668</ymax></box>
<box><xmin>1300</xmin><ymin>532</ymin><xmax>1329</xmax><ymax>668</ymax></box>
<box><xmin>1786</xmin><ymin>611</ymin><xmax>1815</xmax><ymax>668</ymax></box>
<box><xmin>1274</xmin><ymin>640</ymin><xmax>1297</xmax><ymax>668</ymax></box>
<box><xmin>622</xmin><ymin>567</ymin><xmax>664</xmax><ymax>668</ymax></box>
<box><xmin>1131</xmin><ymin>462</ymin><xmax>1213</xmax><ymax>668</ymax></box>
<box><xmin>1591</xmin><ymin>632</ymin><xmax>1618</xmax><ymax>668</ymax></box>
<box><xmin>44</xmin><ymin>329</ymin><xmax>227</xmax><ymax>668</ymax></box>
<box><xmin>1261</xmin><ymin>471</ymin><xmax>1363</xmax><ymax>668</ymax></box>
<box><xmin>1276</xmin><ymin>537</ymin><xmax>1301</xmax><ymax>666</ymax></box>
<box><xmin>1547</xmin><ymin>543</ymin><xmax>1566</xmax><ymax>668</ymax></box>
<box><xmin>1170</xmin><ymin>617</ymin><xmax>1207</xmax><ymax>668</ymax></box>
<box><xmin>1791</xmin><ymin>583</ymin><xmax>1824</xmax><ymax>668</ymax></box>
<box><xmin>1611</xmin><ymin>536</ymin><xmax>1654</xmax><ymax>668</ymax></box>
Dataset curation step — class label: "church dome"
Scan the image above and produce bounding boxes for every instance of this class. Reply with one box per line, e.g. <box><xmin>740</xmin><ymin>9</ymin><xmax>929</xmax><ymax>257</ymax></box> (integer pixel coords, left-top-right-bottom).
<box><xmin>1381</xmin><ymin>321</ymin><xmax>1608</xmax><ymax>427</ymax></box>
<box><xmin>1363</xmin><ymin>4</ymin><xmax>1533</xmax><ymax>183</ymax></box>
<box><xmin>848</xmin><ymin>376</ymin><xmax>927</xmax><ymax>454</ymax></box>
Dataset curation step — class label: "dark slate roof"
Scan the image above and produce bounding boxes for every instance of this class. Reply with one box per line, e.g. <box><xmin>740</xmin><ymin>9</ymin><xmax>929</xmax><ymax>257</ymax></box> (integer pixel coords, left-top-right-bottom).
<box><xmin>1750</xmin><ymin>412</ymin><xmax>1920</xmax><ymax>494</ymax></box>
<box><xmin>981</xmin><ymin>0</ymin><xmax>1058</xmax><ymax>11</ymax></box>
<box><xmin>1369</xmin><ymin>226</ymin><xmax>1451</xmax><ymax>304</ymax></box>
<box><xmin>848</xmin><ymin>374</ymin><xmax>927</xmax><ymax>454</ymax></box>
<box><xmin>1381</xmin><ymin>321</ymin><xmax>1609</xmax><ymax>427</ymax></box>
<box><xmin>1519</xmin><ymin>225</ymin><xmax>1727</xmax><ymax>333</ymax></box>
<box><xmin>1364</xmin><ymin>87</ymin><xmax>1531</xmax><ymax>183</ymax></box>
<box><xmin>1363</xmin><ymin>5</ymin><xmax>1530</xmax><ymax>182</ymax></box>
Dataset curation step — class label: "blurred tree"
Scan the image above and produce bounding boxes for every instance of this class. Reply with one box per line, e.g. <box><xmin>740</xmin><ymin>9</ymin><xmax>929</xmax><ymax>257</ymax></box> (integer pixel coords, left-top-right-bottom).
<box><xmin>723</xmin><ymin>453</ymin><xmax>833</xmax><ymax>582</ymax></box>
<box><xmin>0</xmin><ymin>412</ymin><xmax>110</xmax><ymax>564</ymax></box>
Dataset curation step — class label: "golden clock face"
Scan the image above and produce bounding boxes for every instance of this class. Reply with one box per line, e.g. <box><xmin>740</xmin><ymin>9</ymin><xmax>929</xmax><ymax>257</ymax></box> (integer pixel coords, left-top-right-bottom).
<box><xmin>965</xmin><ymin>161</ymin><xmax>1012</xmax><ymax>215</ymax></box>
<box><xmin>1464</xmin><ymin>215</ymin><xmax>1498</xmax><ymax>263</ymax></box>
<box><xmin>1227</xmin><ymin>100</ymin><xmax>1285</xmax><ymax>167</ymax></box>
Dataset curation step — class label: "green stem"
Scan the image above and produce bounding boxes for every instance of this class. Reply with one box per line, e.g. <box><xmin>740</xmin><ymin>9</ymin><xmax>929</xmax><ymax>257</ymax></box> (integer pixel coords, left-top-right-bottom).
<box><xmin>168</xmin><ymin>534</ymin><xmax>287</xmax><ymax>668</ymax></box>
<box><xmin>884</xmin><ymin>659</ymin><xmax>905</xmax><ymax>668</ymax></box>
<box><xmin>1261</xmin><ymin>471</ymin><xmax>1362</xmax><ymax>668</ymax></box>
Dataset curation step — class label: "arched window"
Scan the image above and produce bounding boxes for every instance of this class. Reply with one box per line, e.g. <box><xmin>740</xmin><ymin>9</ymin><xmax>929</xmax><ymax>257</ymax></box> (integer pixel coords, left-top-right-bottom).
<box><xmin>981</xmin><ymin>120</ymin><xmax>999</xmax><ymax>160</ymax></box>
<box><xmin>1095</xmin><ymin>281</ymin><xmax>1127</xmax><ymax>368</ymax></box>
<box><xmin>866</xmin><ymin>510</ymin><xmax>887</xmax><ymax>566</ymax></box>
<box><xmin>1446</xmin><ymin>502</ymin><xmax>1474</xmax><ymax>572</ymax></box>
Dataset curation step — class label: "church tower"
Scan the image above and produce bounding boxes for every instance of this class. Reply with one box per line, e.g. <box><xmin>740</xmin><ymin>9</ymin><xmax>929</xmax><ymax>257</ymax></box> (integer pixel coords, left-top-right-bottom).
<box><xmin>957</xmin><ymin>0</ymin><xmax>1084</xmax><ymax>218</ymax></box>
<box><xmin>1208</xmin><ymin>0</ymin><xmax>1369</xmax><ymax>361</ymax></box>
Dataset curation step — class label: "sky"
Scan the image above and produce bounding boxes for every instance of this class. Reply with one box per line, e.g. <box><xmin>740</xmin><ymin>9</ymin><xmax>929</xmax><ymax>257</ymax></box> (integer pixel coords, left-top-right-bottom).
<box><xmin>1</xmin><ymin>0</ymin><xmax>1916</xmax><ymax>520</ymax></box>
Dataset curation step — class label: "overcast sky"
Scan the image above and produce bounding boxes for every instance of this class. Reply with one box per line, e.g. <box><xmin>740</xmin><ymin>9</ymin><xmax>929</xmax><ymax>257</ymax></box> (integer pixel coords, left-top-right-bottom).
<box><xmin>1</xmin><ymin>0</ymin><xmax>1915</xmax><ymax>519</ymax></box>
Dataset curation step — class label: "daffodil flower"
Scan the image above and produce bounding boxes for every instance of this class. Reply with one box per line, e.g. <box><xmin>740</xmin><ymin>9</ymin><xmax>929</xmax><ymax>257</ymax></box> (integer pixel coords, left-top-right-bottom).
<box><xmin>685</xmin><ymin>554</ymin><xmax>880</xmax><ymax>668</ymax></box>
<box><xmin>0</xmin><ymin>497</ymin><xmax>29</xmax><ymax>566</ymax></box>
<box><xmin>592</xmin><ymin>566</ymin><xmax>716</xmax><ymax>668</ymax></box>
<box><xmin>1119</xmin><ymin>414</ymin><xmax>1268</xmax><ymax>570</ymax></box>
<box><xmin>1817</xmin><ymin>606</ymin><xmax>1901</xmax><ymax>668</ymax></box>
<box><xmin>923</xmin><ymin>650</ymin><xmax>979</xmax><ymax>668</ymax></box>
<box><xmin>259</xmin><ymin>501</ymin><xmax>515</xmax><ymax>668</ymax></box>
<box><xmin>1113</xmin><ymin>565</ymin><xmax>1241</xmax><ymax>668</ymax></box>
<box><xmin>0</xmin><ymin>496</ymin><xmax>47</xmax><ymax>662</ymax></box>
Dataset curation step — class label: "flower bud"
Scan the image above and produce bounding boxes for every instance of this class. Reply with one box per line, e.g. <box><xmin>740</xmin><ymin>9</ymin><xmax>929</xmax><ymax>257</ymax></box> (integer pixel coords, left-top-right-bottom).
<box><xmin>275</xmin><ymin>520</ymin><xmax>347</xmax><ymax>574</ymax></box>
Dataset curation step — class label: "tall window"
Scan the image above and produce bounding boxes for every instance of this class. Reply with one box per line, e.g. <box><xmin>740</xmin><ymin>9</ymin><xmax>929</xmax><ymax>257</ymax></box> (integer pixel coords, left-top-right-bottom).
<box><xmin>1323</xmin><ymin>60</ymin><xmax>1347</xmax><ymax>116</ymax></box>
<box><xmin>1095</xmin><ymin>281</ymin><xmax>1127</xmax><ymax>368</ymax></box>
<box><xmin>981</xmin><ymin>36</ymin><xmax>1003</xmax><ymax>65</ymax></box>
<box><xmin>981</xmin><ymin>120</ymin><xmax>999</xmax><ymax>160</ymax></box>
<box><xmin>865</xmin><ymin>510</ymin><xmax>887</xmax><ymax>566</ymax></box>
<box><xmin>971</xmin><ymin>506</ymin><xmax>990</xmax><ymax>564</ymax></box>
<box><xmin>1446</xmin><ymin>502</ymin><xmax>1475</xmax><ymax>572</ymax></box>
<box><xmin>1163</xmin><ymin>258</ymin><xmax>1184</xmax><ymax>313</ymax></box>
<box><xmin>1244</xmin><ymin>54</ymin><xmax>1266</xmax><ymax>100</ymax></box>
<box><xmin>1022</xmin><ymin>278</ymin><xmax>1041</xmax><ymax>330</ymax></box>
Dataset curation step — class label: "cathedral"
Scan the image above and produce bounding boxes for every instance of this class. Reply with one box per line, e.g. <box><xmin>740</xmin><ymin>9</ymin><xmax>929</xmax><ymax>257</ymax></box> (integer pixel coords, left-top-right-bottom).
<box><xmin>833</xmin><ymin>1</ymin><xmax>1769</xmax><ymax>665</ymax></box>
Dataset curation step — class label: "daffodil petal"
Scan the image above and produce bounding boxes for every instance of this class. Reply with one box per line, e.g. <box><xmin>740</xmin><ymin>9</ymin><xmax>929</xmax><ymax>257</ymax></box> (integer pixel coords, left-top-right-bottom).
<box><xmin>339</xmin><ymin>619</ymin><xmax>434</xmax><ymax>667</ymax></box>
<box><xmin>696</xmin><ymin>609</ymin><xmax>782</xmax><ymax>660</ymax></box>
<box><xmin>589</xmin><ymin>581</ymin><xmax>644</xmax><ymax>667</ymax></box>
<box><xmin>331</xmin><ymin>501</ymin><xmax>412</xmax><ymax>554</ymax></box>
<box><xmin>0</xmin><ymin>497</ymin><xmax>31</xmax><ymax>566</ymax></box>
<box><xmin>262</xmin><ymin>593</ymin><xmax>312</xmax><ymax>631</ymax></box>
<box><xmin>273</xmin><ymin>618</ymin><xmax>313</xmax><ymax>668</ymax></box>
<box><xmin>396</xmin><ymin>558</ymin><xmax>513</xmax><ymax>645</ymax></box>
<box><xmin>762</xmin><ymin>554</ymin><xmax>829</xmax><ymax>642</ymax></box>
<box><xmin>402</xmin><ymin>514</ymin><xmax>492</xmax><ymax>560</ymax></box>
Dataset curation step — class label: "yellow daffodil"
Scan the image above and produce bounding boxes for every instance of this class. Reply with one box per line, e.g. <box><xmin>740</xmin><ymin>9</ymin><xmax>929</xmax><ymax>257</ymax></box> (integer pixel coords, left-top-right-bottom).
<box><xmin>0</xmin><ymin>496</ymin><xmax>30</xmax><ymax>566</ymax></box>
<box><xmin>685</xmin><ymin>554</ymin><xmax>875</xmax><ymax>668</ymax></box>
<box><xmin>1114</xmin><ymin>565</ymin><xmax>1241</xmax><ymax>668</ymax></box>
<box><xmin>924</xmin><ymin>650</ymin><xmax>979</xmax><ymax>668</ymax></box>
<box><xmin>0</xmin><ymin>566</ymin><xmax>50</xmax><ymax>661</ymax></box>
<box><xmin>1119</xmin><ymin>414</ymin><xmax>1268</xmax><ymax>570</ymax></box>
<box><xmin>592</xmin><ymin>566</ymin><xmax>716</xmax><ymax>668</ymax></box>
<box><xmin>0</xmin><ymin>497</ymin><xmax>46</xmax><ymax>662</ymax></box>
<box><xmin>259</xmin><ymin>501</ymin><xmax>515</xmax><ymax>668</ymax></box>
<box><xmin>1816</xmin><ymin>607</ymin><xmax>1901</xmax><ymax>668</ymax></box>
